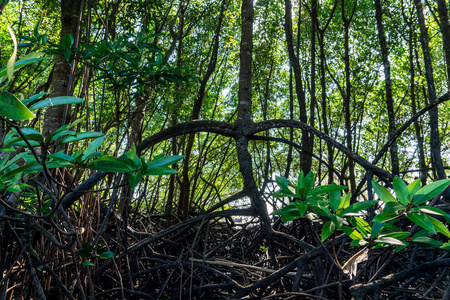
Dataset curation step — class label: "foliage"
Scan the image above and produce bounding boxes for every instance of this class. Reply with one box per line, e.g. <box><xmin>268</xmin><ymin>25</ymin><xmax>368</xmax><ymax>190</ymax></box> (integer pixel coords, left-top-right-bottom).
<box><xmin>273</xmin><ymin>171</ymin><xmax>450</xmax><ymax>250</ymax></box>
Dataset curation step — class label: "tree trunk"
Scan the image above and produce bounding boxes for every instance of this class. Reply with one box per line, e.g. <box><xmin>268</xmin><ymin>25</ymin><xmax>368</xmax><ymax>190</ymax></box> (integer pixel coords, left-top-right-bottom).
<box><xmin>284</xmin><ymin>0</ymin><xmax>311</xmax><ymax>174</ymax></box>
<box><xmin>374</xmin><ymin>0</ymin><xmax>399</xmax><ymax>176</ymax></box>
<box><xmin>437</xmin><ymin>0</ymin><xmax>450</xmax><ymax>90</ymax></box>
<box><xmin>43</xmin><ymin>0</ymin><xmax>83</xmax><ymax>137</ymax></box>
<box><xmin>414</xmin><ymin>0</ymin><xmax>446</xmax><ymax>180</ymax></box>
<box><xmin>341</xmin><ymin>0</ymin><xmax>357</xmax><ymax>192</ymax></box>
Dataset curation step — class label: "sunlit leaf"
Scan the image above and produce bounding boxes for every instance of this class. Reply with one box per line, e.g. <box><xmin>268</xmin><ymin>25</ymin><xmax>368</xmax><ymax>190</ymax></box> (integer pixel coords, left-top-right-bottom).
<box><xmin>0</xmin><ymin>91</ymin><xmax>35</xmax><ymax>120</ymax></box>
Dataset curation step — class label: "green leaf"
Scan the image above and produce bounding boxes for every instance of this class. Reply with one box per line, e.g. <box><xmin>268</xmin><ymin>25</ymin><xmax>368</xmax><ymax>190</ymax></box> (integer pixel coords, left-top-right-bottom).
<box><xmin>6</xmin><ymin>26</ymin><xmax>17</xmax><ymax>82</ymax></box>
<box><xmin>275</xmin><ymin>176</ymin><xmax>291</xmax><ymax>193</ymax></box>
<box><xmin>295</xmin><ymin>201</ymin><xmax>308</xmax><ymax>217</ymax></box>
<box><xmin>374</xmin><ymin>237</ymin><xmax>405</xmax><ymax>246</ymax></box>
<box><xmin>60</xmin><ymin>132</ymin><xmax>103</xmax><ymax>143</ymax></box>
<box><xmin>371</xmin><ymin>221</ymin><xmax>385</xmax><ymax>239</ymax></box>
<box><xmin>427</xmin><ymin>216</ymin><xmax>450</xmax><ymax>238</ymax></box>
<box><xmin>407</xmin><ymin>213</ymin><xmax>436</xmax><ymax>234</ymax></box>
<box><xmin>352</xmin><ymin>217</ymin><xmax>371</xmax><ymax>237</ymax></box>
<box><xmin>87</xmin><ymin>156</ymin><xmax>134</xmax><ymax>173</ymax></box>
<box><xmin>413</xmin><ymin>179</ymin><xmax>450</xmax><ymax>206</ymax></box>
<box><xmin>383</xmin><ymin>202</ymin><xmax>406</xmax><ymax>213</ymax></box>
<box><xmin>321</xmin><ymin>221</ymin><xmax>336</xmax><ymax>242</ymax></box>
<box><xmin>342</xmin><ymin>226</ymin><xmax>364</xmax><ymax>240</ymax></box>
<box><xmin>29</xmin><ymin>96</ymin><xmax>85</xmax><ymax>110</ymax></box>
<box><xmin>407</xmin><ymin>179</ymin><xmax>421</xmax><ymax>197</ymax></box>
<box><xmin>411</xmin><ymin>237</ymin><xmax>443</xmax><ymax>248</ymax></box>
<box><xmin>417</xmin><ymin>206</ymin><xmax>449</xmax><ymax>217</ymax></box>
<box><xmin>47</xmin><ymin>152</ymin><xmax>74</xmax><ymax>162</ymax></box>
<box><xmin>82</xmin><ymin>261</ymin><xmax>94</xmax><ymax>267</ymax></box>
<box><xmin>342</xmin><ymin>200</ymin><xmax>377</xmax><ymax>216</ymax></box>
<box><xmin>338</xmin><ymin>192</ymin><xmax>351</xmax><ymax>210</ymax></box>
<box><xmin>143</xmin><ymin>166</ymin><xmax>178</xmax><ymax>176</ymax></box>
<box><xmin>350</xmin><ymin>239</ymin><xmax>369</xmax><ymax>247</ymax></box>
<box><xmin>82</xmin><ymin>135</ymin><xmax>105</xmax><ymax>161</ymax></box>
<box><xmin>62</xmin><ymin>34</ymin><xmax>74</xmax><ymax>49</ymax></box>
<box><xmin>0</xmin><ymin>91</ymin><xmax>35</xmax><ymax>120</ymax></box>
<box><xmin>378</xmin><ymin>231</ymin><xmax>410</xmax><ymax>240</ymax></box>
<box><xmin>98</xmin><ymin>251</ymin><xmax>115</xmax><ymax>259</ymax></box>
<box><xmin>372</xmin><ymin>180</ymin><xmax>396</xmax><ymax>203</ymax></box>
<box><xmin>128</xmin><ymin>172</ymin><xmax>143</xmax><ymax>190</ymax></box>
<box><xmin>330</xmin><ymin>214</ymin><xmax>344</xmax><ymax>229</ymax></box>
<box><xmin>147</xmin><ymin>155</ymin><xmax>184</xmax><ymax>169</ymax></box>
<box><xmin>308</xmin><ymin>183</ymin><xmax>347</xmax><ymax>197</ymax></box>
<box><xmin>393</xmin><ymin>176</ymin><xmax>410</xmax><ymax>205</ymax></box>
<box><xmin>329</xmin><ymin>189</ymin><xmax>341</xmax><ymax>212</ymax></box>
<box><xmin>22</xmin><ymin>92</ymin><xmax>48</xmax><ymax>105</ymax></box>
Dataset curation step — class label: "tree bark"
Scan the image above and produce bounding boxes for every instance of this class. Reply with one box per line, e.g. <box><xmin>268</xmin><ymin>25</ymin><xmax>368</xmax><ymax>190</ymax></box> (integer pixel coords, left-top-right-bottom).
<box><xmin>43</xmin><ymin>0</ymin><xmax>84</xmax><ymax>137</ymax></box>
<box><xmin>414</xmin><ymin>0</ymin><xmax>446</xmax><ymax>180</ymax></box>
<box><xmin>437</xmin><ymin>0</ymin><xmax>450</xmax><ymax>90</ymax></box>
<box><xmin>374</xmin><ymin>0</ymin><xmax>399</xmax><ymax>177</ymax></box>
<box><xmin>341</xmin><ymin>0</ymin><xmax>357</xmax><ymax>192</ymax></box>
<box><xmin>284</xmin><ymin>0</ymin><xmax>312</xmax><ymax>174</ymax></box>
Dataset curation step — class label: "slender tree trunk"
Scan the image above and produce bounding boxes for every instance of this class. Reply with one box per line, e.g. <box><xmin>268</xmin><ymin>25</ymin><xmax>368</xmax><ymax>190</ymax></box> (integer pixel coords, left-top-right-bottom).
<box><xmin>235</xmin><ymin>0</ymin><xmax>271</xmax><ymax>231</ymax></box>
<box><xmin>284</xmin><ymin>0</ymin><xmax>311</xmax><ymax>174</ymax></box>
<box><xmin>437</xmin><ymin>0</ymin><xmax>450</xmax><ymax>90</ymax></box>
<box><xmin>308</xmin><ymin>0</ymin><xmax>317</xmax><ymax>173</ymax></box>
<box><xmin>414</xmin><ymin>0</ymin><xmax>446</xmax><ymax>180</ymax></box>
<box><xmin>374</xmin><ymin>0</ymin><xmax>399</xmax><ymax>176</ymax></box>
<box><xmin>341</xmin><ymin>0</ymin><xmax>356</xmax><ymax>192</ymax></box>
<box><xmin>43</xmin><ymin>0</ymin><xmax>83</xmax><ymax>137</ymax></box>
<box><xmin>179</xmin><ymin>0</ymin><xmax>227</xmax><ymax>218</ymax></box>
<box><xmin>316</xmin><ymin>0</ymin><xmax>337</xmax><ymax>184</ymax></box>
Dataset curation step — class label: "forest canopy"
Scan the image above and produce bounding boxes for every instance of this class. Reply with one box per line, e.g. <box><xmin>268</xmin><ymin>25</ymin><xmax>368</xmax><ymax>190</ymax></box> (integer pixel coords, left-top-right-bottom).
<box><xmin>1</xmin><ymin>0</ymin><xmax>450</xmax><ymax>299</ymax></box>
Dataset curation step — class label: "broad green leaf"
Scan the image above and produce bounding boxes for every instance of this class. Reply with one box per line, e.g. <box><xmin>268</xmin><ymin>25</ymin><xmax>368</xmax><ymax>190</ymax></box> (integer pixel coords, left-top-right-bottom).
<box><xmin>371</xmin><ymin>221</ymin><xmax>385</xmax><ymax>239</ymax></box>
<box><xmin>87</xmin><ymin>156</ymin><xmax>134</xmax><ymax>173</ymax></box>
<box><xmin>342</xmin><ymin>226</ymin><xmax>364</xmax><ymax>240</ymax></box>
<box><xmin>407</xmin><ymin>213</ymin><xmax>436</xmax><ymax>234</ymax></box>
<box><xmin>273</xmin><ymin>190</ymin><xmax>296</xmax><ymax>198</ymax></box>
<box><xmin>98</xmin><ymin>251</ymin><xmax>115</xmax><ymax>259</ymax></box>
<box><xmin>372</xmin><ymin>180</ymin><xmax>396</xmax><ymax>203</ymax></box>
<box><xmin>47</xmin><ymin>152</ymin><xmax>74</xmax><ymax>162</ymax></box>
<box><xmin>128</xmin><ymin>172</ymin><xmax>143</xmax><ymax>190</ymax></box>
<box><xmin>22</xmin><ymin>92</ymin><xmax>48</xmax><ymax>105</ymax></box>
<box><xmin>321</xmin><ymin>221</ymin><xmax>336</xmax><ymax>242</ymax></box>
<box><xmin>441</xmin><ymin>242</ymin><xmax>450</xmax><ymax>249</ymax></box>
<box><xmin>416</xmin><ymin>206</ymin><xmax>449</xmax><ymax>217</ymax></box>
<box><xmin>275</xmin><ymin>176</ymin><xmax>291</xmax><ymax>193</ymax></box>
<box><xmin>329</xmin><ymin>189</ymin><xmax>341</xmax><ymax>212</ymax></box>
<box><xmin>29</xmin><ymin>96</ymin><xmax>85</xmax><ymax>110</ymax></box>
<box><xmin>13</xmin><ymin>127</ymin><xmax>44</xmax><ymax>142</ymax></box>
<box><xmin>352</xmin><ymin>217</ymin><xmax>371</xmax><ymax>237</ymax></box>
<box><xmin>0</xmin><ymin>57</ymin><xmax>46</xmax><ymax>82</ymax></box>
<box><xmin>308</xmin><ymin>184</ymin><xmax>347</xmax><ymax>197</ymax></box>
<box><xmin>350</xmin><ymin>239</ymin><xmax>369</xmax><ymax>247</ymax></box>
<box><xmin>295</xmin><ymin>201</ymin><xmax>308</xmax><ymax>217</ymax></box>
<box><xmin>393</xmin><ymin>176</ymin><xmax>410</xmax><ymax>205</ymax></box>
<box><xmin>427</xmin><ymin>216</ymin><xmax>450</xmax><ymax>238</ymax></box>
<box><xmin>383</xmin><ymin>202</ymin><xmax>406</xmax><ymax>213</ymax></box>
<box><xmin>330</xmin><ymin>214</ymin><xmax>344</xmax><ymax>229</ymax></box>
<box><xmin>407</xmin><ymin>179</ymin><xmax>421</xmax><ymax>197</ymax></box>
<box><xmin>61</xmin><ymin>132</ymin><xmax>103</xmax><ymax>143</ymax></box>
<box><xmin>342</xmin><ymin>200</ymin><xmax>377</xmax><ymax>216</ymax></box>
<box><xmin>374</xmin><ymin>237</ymin><xmax>405</xmax><ymax>246</ymax></box>
<box><xmin>0</xmin><ymin>151</ymin><xmax>30</xmax><ymax>173</ymax></box>
<box><xmin>6</xmin><ymin>26</ymin><xmax>17</xmax><ymax>82</ymax></box>
<box><xmin>82</xmin><ymin>261</ymin><xmax>94</xmax><ymax>267</ymax></box>
<box><xmin>143</xmin><ymin>166</ymin><xmax>178</xmax><ymax>176</ymax></box>
<box><xmin>0</xmin><ymin>91</ymin><xmax>35</xmax><ymax>120</ymax></box>
<box><xmin>413</xmin><ymin>179</ymin><xmax>450</xmax><ymax>206</ymax></box>
<box><xmin>82</xmin><ymin>135</ymin><xmax>105</xmax><ymax>161</ymax></box>
<box><xmin>62</xmin><ymin>34</ymin><xmax>74</xmax><ymax>49</ymax></box>
<box><xmin>411</xmin><ymin>237</ymin><xmax>443</xmax><ymax>248</ymax></box>
<box><xmin>378</xmin><ymin>232</ymin><xmax>410</xmax><ymax>240</ymax></box>
<box><xmin>147</xmin><ymin>155</ymin><xmax>184</xmax><ymax>169</ymax></box>
<box><xmin>338</xmin><ymin>192</ymin><xmax>351</xmax><ymax>210</ymax></box>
